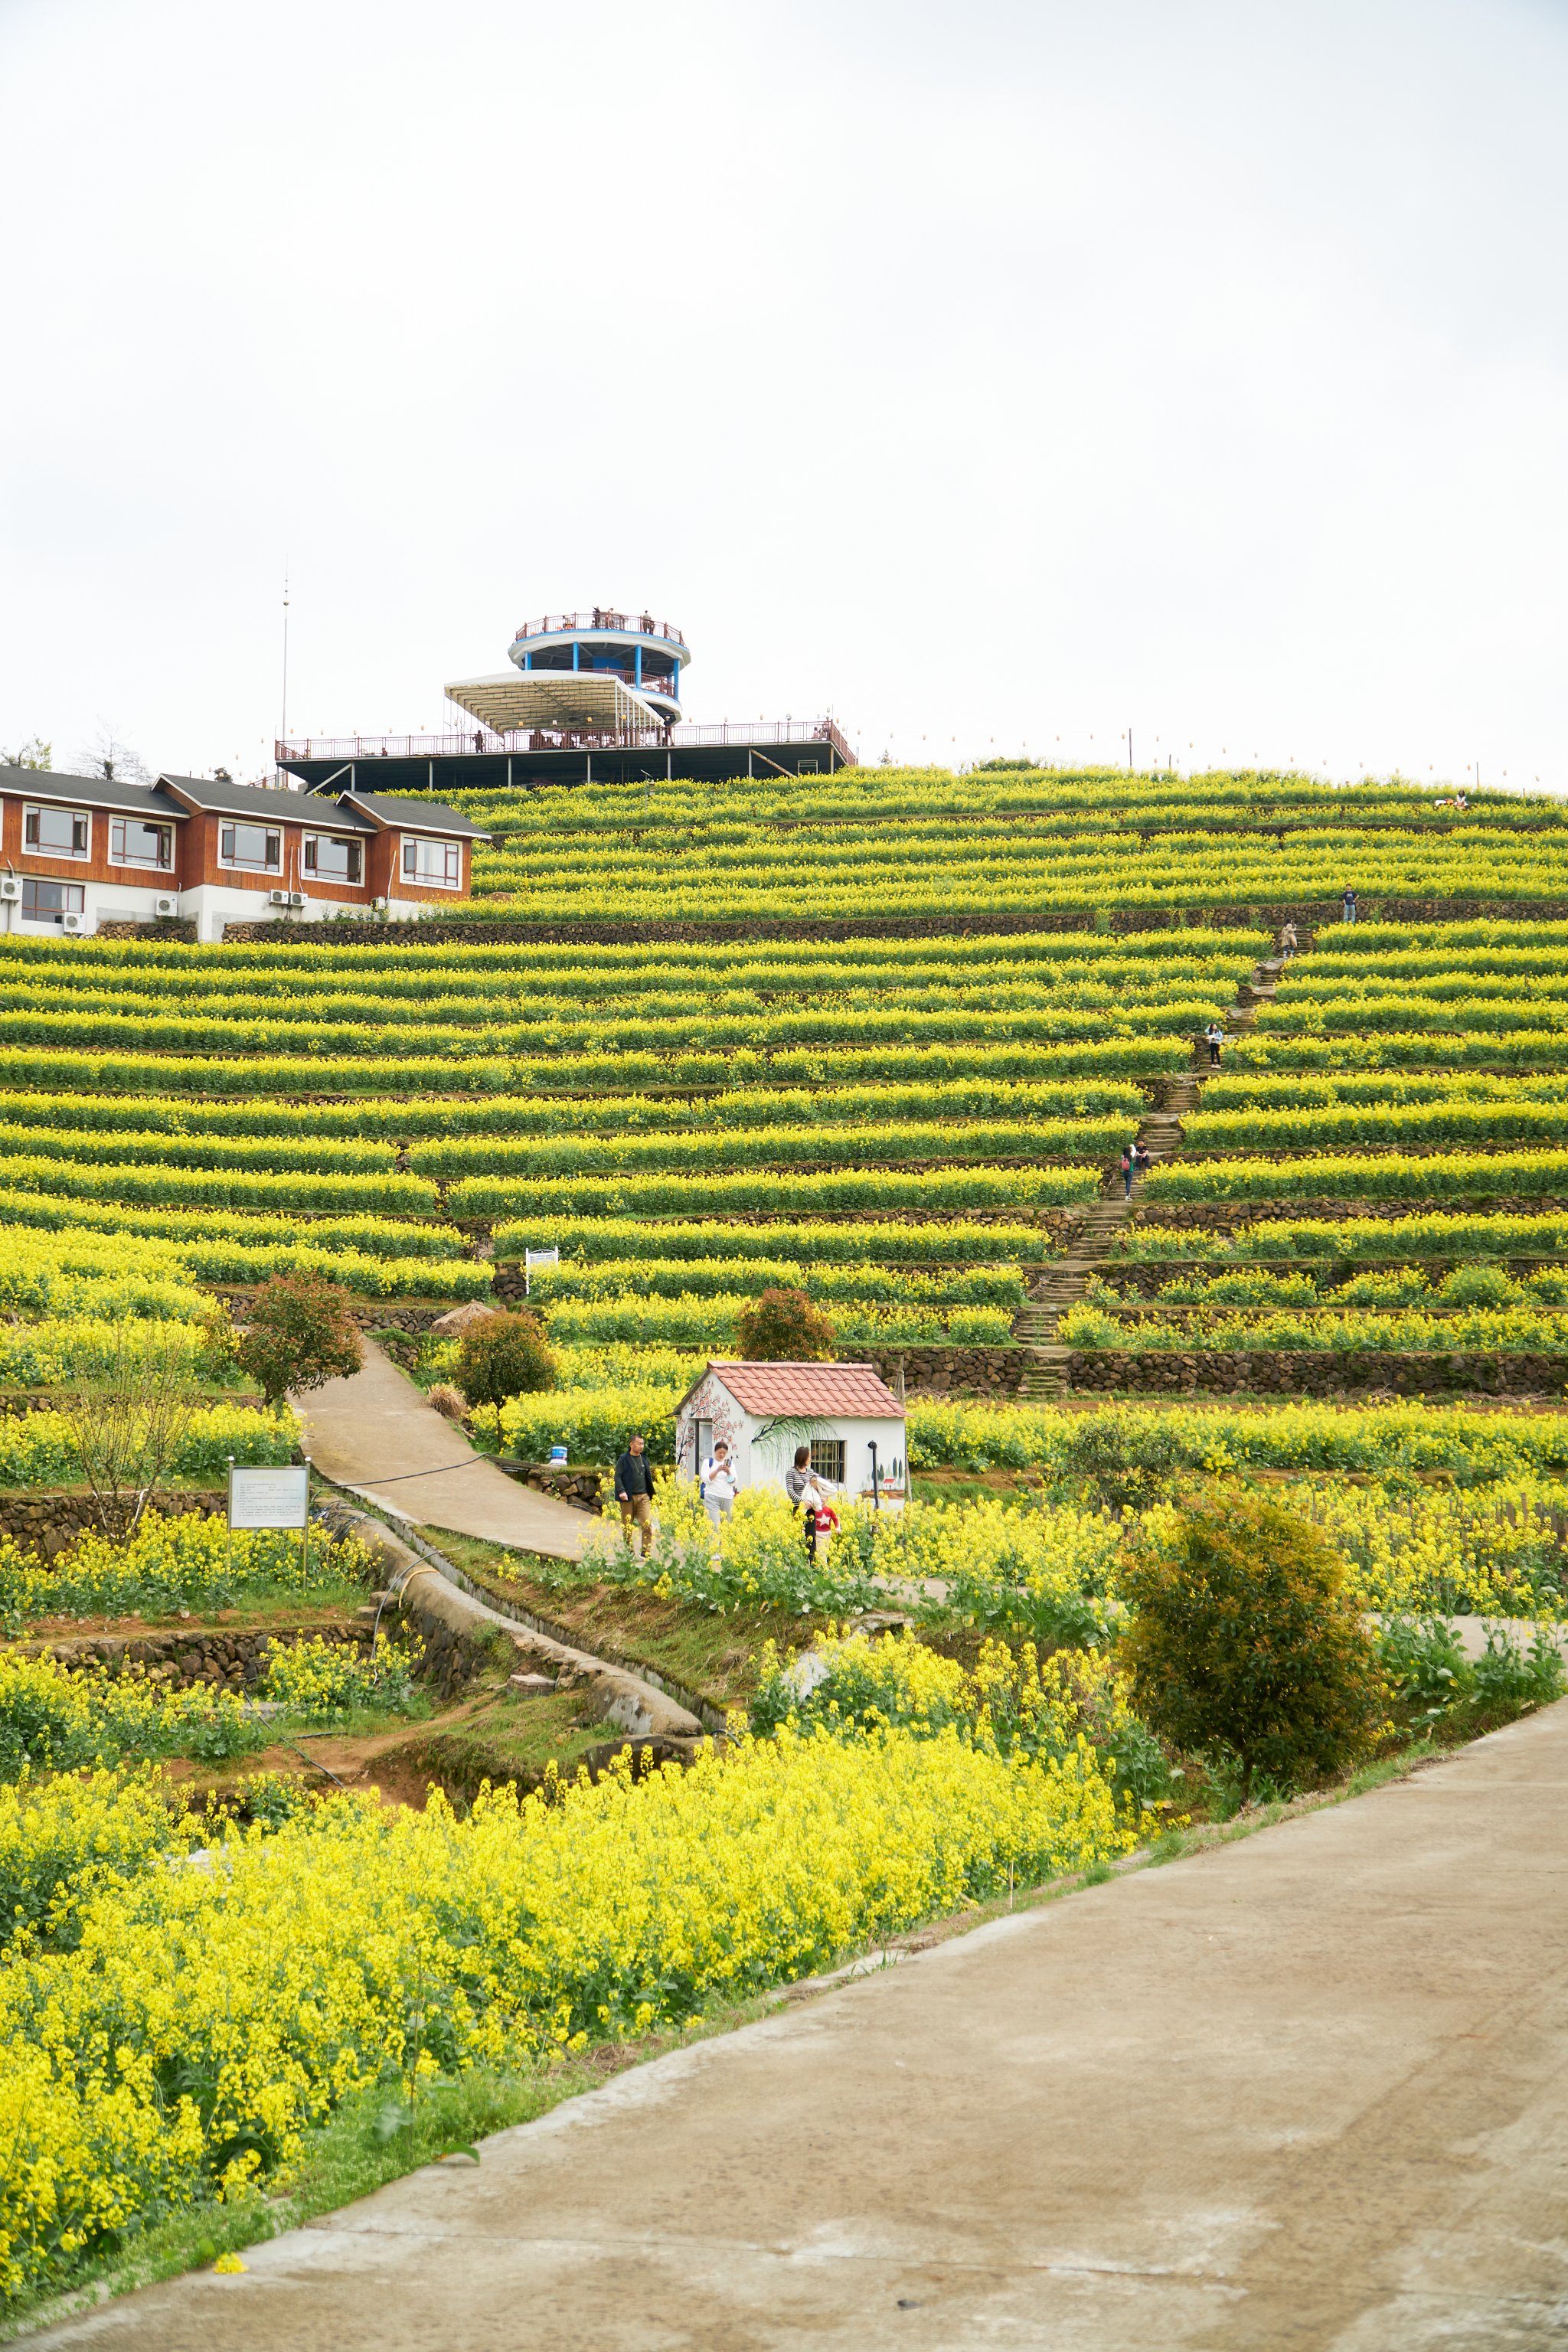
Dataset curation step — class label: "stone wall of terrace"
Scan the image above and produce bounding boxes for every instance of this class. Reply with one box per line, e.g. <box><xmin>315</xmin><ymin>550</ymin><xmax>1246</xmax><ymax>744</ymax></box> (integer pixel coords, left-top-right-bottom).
<box><xmin>1062</xmin><ymin>1349</ymin><xmax>1567</xmax><ymax>1397</ymax></box>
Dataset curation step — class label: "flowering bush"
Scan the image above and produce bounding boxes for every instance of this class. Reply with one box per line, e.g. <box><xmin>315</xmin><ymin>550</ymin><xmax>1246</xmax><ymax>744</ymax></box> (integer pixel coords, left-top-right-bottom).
<box><xmin>260</xmin><ymin>1632</ymin><xmax>423</xmax><ymax>1723</ymax></box>
<box><xmin>0</xmin><ymin>1726</ymin><xmax>1135</xmax><ymax>2301</ymax></box>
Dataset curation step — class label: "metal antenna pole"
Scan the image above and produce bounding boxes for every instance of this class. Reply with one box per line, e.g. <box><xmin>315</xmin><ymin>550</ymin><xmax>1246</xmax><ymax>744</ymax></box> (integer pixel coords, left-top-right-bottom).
<box><xmin>280</xmin><ymin>565</ymin><xmax>291</xmax><ymax>756</ymax></box>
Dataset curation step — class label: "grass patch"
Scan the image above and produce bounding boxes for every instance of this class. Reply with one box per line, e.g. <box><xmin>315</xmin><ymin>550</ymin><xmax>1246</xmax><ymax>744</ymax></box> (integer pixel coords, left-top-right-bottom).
<box><xmin>416</xmin><ymin>1524</ymin><xmax>822</xmax><ymax>1714</ymax></box>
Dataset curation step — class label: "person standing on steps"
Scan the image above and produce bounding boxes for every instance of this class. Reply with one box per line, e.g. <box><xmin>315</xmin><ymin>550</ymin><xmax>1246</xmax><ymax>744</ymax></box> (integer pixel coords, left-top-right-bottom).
<box><xmin>1341</xmin><ymin>887</ymin><xmax>1357</xmax><ymax>924</ymax></box>
<box><xmin>1119</xmin><ymin>1145</ymin><xmax>1135</xmax><ymax>1198</ymax></box>
<box><xmin>1279</xmin><ymin>920</ymin><xmax>1298</xmax><ymax>960</ymax></box>
<box><xmin>615</xmin><ymin>1432</ymin><xmax>657</xmax><ymax>1556</ymax></box>
<box><xmin>1204</xmin><ymin>1021</ymin><xmax>1224</xmax><ymax>1067</ymax></box>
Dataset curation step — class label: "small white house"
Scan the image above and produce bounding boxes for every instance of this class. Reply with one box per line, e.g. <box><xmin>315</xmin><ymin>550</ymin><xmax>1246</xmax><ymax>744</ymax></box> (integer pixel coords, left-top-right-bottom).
<box><xmin>675</xmin><ymin>1361</ymin><xmax>908</xmax><ymax>1505</ymax></box>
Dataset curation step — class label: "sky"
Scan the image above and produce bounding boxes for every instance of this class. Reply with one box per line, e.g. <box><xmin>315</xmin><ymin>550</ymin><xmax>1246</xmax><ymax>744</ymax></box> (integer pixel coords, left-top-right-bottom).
<box><xmin>2</xmin><ymin>0</ymin><xmax>1565</xmax><ymax>789</ymax></box>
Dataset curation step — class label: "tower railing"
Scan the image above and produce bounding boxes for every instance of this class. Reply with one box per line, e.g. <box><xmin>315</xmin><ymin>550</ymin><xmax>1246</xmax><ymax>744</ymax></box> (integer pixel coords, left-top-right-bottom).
<box><xmin>511</xmin><ymin>612</ymin><xmax>687</xmax><ymax>646</ymax></box>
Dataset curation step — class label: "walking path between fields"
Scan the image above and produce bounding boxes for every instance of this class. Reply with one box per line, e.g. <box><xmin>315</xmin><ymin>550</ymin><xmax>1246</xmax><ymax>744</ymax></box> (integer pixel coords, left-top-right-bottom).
<box><xmin>37</xmin><ymin>1697</ymin><xmax>1568</xmax><ymax>2351</ymax></box>
<box><xmin>293</xmin><ymin>1339</ymin><xmax>590</xmax><ymax>1562</ymax></box>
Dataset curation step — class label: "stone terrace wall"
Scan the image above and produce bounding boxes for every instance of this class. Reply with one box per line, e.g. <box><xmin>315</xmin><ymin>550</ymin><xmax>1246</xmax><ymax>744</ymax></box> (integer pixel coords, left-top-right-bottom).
<box><xmin>0</xmin><ymin>1489</ymin><xmax>226</xmax><ymax>1558</ymax></box>
<box><xmin>1064</xmin><ymin>1350</ymin><xmax>1566</xmax><ymax>1397</ymax></box>
<box><xmin>19</xmin><ymin>1621</ymin><xmax>367</xmax><ymax>1689</ymax></box>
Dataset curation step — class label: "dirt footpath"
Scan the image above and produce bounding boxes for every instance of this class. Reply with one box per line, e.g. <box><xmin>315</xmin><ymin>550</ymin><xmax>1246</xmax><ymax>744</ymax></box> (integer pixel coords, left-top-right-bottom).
<box><xmin>31</xmin><ymin>1704</ymin><xmax>1568</xmax><ymax>2352</ymax></box>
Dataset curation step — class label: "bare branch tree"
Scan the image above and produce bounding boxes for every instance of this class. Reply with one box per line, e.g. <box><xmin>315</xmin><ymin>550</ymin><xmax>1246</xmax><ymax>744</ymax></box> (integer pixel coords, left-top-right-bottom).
<box><xmin>74</xmin><ymin>728</ymin><xmax>152</xmax><ymax>786</ymax></box>
<box><xmin>61</xmin><ymin>1326</ymin><xmax>206</xmax><ymax>1539</ymax></box>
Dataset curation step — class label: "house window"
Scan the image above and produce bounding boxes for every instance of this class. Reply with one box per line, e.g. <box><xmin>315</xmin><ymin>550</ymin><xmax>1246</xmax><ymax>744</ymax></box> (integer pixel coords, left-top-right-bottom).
<box><xmin>302</xmin><ymin>833</ymin><xmax>363</xmax><ymax>885</ymax></box>
<box><xmin>220</xmin><ymin>822</ymin><xmax>283</xmax><ymax>873</ymax></box>
<box><xmin>23</xmin><ymin>804</ymin><xmax>89</xmax><ymax>858</ymax></box>
<box><xmin>21</xmin><ymin>878</ymin><xmax>84</xmax><ymax>923</ymax></box>
<box><xmin>109</xmin><ymin>818</ymin><xmax>173</xmax><ymax>870</ymax></box>
<box><xmin>401</xmin><ymin>836</ymin><xmax>463</xmax><ymax>890</ymax></box>
<box><xmin>809</xmin><ymin>1439</ymin><xmax>847</xmax><ymax>1487</ymax></box>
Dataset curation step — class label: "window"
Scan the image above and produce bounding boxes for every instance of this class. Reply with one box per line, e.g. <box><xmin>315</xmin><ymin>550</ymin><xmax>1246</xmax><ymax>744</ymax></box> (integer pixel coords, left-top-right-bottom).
<box><xmin>220</xmin><ymin>822</ymin><xmax>282</xmax><ymax>873</ymax></box>
<box><xmin>401</xmin><ymin>836</ymin><xmax>463</xmax><ymax>890</ymax></box>
<box><xmin>302</xmin><ymin>832</ymin><xmax>363</xmax><ymax>884</ymax></box>
<box><xmin>809</xmin><ymin>1439</ymin><xmax>846</xmax><ymax>1488</ymax></box>
<box><xmin>23</xmin><ymin>804</ymin><xmax>89</xmax><ymax>858</ymax></box>
<box><xmin>109</xmin><ymin>818</ymin><xmax>173</xmax><ymax>870</ymax></box>
<box><xmin>21</xmin><ymin>878</ymin><xmax>84</xmax><ymax>923</ymax></box>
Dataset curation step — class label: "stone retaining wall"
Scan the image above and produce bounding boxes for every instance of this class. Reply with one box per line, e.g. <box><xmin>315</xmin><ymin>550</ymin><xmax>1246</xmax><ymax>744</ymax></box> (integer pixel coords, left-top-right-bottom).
<box><xmin>864</xmin><ymin>1345</ymin><xmax>1033</xmax><ymax>1400</ymax></box>
<box><xmin>19</xmin><ymin>1620</ymin><xmax>367</xmax><ymax>1688</ymax></box>
<box><xmin>0</xmin><ymin>1489</ymin><xmax>226</xmax><ymax>1558</ymax></box>
<box><xmin>1063</xmin><ymin>1349</ymin><xmax>1566</xmax><ymax>1397</ymax></box>
<box><xmin>512</xmin><ymin>1463</ymin><xmax>606</xmax><ymax>1512</ymax></box>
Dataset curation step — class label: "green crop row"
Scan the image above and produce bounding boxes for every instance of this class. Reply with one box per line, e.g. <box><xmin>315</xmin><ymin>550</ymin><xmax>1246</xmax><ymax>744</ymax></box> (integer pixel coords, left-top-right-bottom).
<box><xmin>452</xmin><ymin>1165</ymin><xmax>1098</xmax><ymax>1219</ymax></box>
<box><xmin>1057</xmin><ymin>1300</ymin><xmax>1568</xmax><ymax>1353</ymax></box>
<box><xmin>0</xmin><ymin>1076</ymin><xmax>1149</xmax><ymax>1147</ymax></box>
<box><xmin>1256</xmin><ymin>994</ymin><xmax>1568</xmax><ymax>1036</ymax></box>
<box><xmin>492</xmin><ymin>1217</ymin><xmax>1058</xmax><ymax>1266</ymax></box>
<box><xmin>1230</xmin><ymin>1032</ymin><xmax>1568</xmax><ymax>1072</ymax></box>
<box><xmin>1182</xmin><ymin>1099</ymin><xmax>1568</xmax><ymax>1153</ymax></box>
<box><xmin>1200</xmin><ymin>1071</ymin><xmax>1568</xmax><ymax>1109</ymax></box>
<box><xmin>0</xmin><ymin>1187</ymin><xmax>463</xmax><ymax>1260</ymax></box>
<box><xmin>0</xmin><ymin>997</ymin><xmax>1228</xmax><ymax>1059</ymax></box>
<box><xmin>1118</xmin><ymin>1210</ymin><xmax>1568</xmax><ymax>1260</ymax></box>
<box><xmin>527</xmin><ymin>1258</ymin><xmax>1026</xmax><ymax>1305</ymax></box>
<box><xmin>409</xmin><ymin>1114</ymin><xmax>1132</xmax><ymax>1183</ymax></box>
<box><xmin>534</xmin><ymin>1295</ymin><xmax>1016</xmax><ymax>1348</ymax></box>
<box><xmin>0</xmin><ymin>1037</ymin><xmax>1198</xmax><ymax>1099</ymax></box>
<box><xmin>0</xmin><ymin>1403</ymin><xmax>298</xmax><ymax>1488</ymax></box>
<box><xmin>1142</xmin><ymin>1149</ymin><xmax>1568</xmax><ymax>1204</ymax></box>
<box><xmin>0</xmin><ymin>1152</ymin><xmax>435</xmax><ymax>1217</ymax></box>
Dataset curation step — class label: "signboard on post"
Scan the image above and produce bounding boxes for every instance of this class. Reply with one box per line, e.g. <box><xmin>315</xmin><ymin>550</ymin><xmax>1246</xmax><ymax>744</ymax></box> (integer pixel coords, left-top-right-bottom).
<box><xmin>228</xmin><ymin>1464</ymin><xmax>310</xmax><ymax>1530</ymax></box>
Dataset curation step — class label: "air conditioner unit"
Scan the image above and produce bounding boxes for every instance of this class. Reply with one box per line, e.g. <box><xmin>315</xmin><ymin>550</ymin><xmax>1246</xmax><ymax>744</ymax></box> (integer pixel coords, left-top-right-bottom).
<box><xmin>60</xmin><ymin>912</ymin><xmax>86</xmax><ymax>936</ymax></box>
<box><xmin>268</xmin><ymin>890</ymin><xmax>289</xmax><ymax>906</ymax></box>
<box><xmin>287</xmin><ymin>892</ymin><xmax>307</xmax><ymax>910</ymax></box>
<box><xmin>154</xmin><ymin>894</ymin><xmax>178</xmax><ymax>918</ymax></box>
<box><xmin>0</xmin><ymin>877</ymin><xmax>19</xmax><ymax>903</ymax></box>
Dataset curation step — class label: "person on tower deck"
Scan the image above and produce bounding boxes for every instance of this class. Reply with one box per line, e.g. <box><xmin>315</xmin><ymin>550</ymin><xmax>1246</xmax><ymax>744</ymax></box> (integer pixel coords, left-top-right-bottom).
<box><xmin>614</xmin><ymin>1432</ymin><xmax>657</xmax><ymax>1556</ymax></box>
<box><xmin>1204</xmin><ymin>1021</ymin><xmax>1224</xmax><ymax>1067</ymax></box>
<box><xmin>1342</xmin><ymin>887</ymin><xmax>1357</xmax><ymax>923</ymax></box>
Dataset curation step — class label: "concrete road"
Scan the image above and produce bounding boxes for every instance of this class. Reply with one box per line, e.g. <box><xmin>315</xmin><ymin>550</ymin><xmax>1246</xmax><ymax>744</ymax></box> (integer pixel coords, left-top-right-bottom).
<box><xmin>32</xmin><ymin>1701</ymin><xmax>1568</xmax><ymax>2350</ymax></box>
<box><xmin>296</xmin><ymin>1339</ymin><xmax>590</xmax><ymax>1561</ymax></box>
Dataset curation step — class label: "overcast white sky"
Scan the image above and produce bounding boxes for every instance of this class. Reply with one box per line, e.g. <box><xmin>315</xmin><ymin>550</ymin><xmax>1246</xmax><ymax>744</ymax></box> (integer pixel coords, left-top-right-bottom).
<box><xmin>2</xmin><ymin>0</ymin><xmax>1565</xmax><ymax>787</ymax></box>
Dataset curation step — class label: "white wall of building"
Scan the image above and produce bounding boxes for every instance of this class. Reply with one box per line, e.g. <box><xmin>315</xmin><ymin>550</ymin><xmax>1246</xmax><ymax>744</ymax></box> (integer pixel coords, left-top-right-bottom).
<box><xmin>675</xmin><ymin>1371</ymin><xmax>906</xmax><ymax>1501</ymax></box>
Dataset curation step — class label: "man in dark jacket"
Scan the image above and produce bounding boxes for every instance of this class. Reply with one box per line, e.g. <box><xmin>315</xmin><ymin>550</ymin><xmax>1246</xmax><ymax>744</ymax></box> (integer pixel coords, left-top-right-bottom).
<box><xmin>615</xmin><ymin>1432</ymin><xmax>657</xmax><ymax>1555</ymax></box>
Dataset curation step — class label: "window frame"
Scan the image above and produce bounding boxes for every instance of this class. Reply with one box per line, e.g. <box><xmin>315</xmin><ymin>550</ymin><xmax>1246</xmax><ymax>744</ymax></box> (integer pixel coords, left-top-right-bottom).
<box><xmin>809</xmin><ymin>1438</ymin><xmax>847</xmax><ymax>1488</ymax></box>
<box><xmin>218</xmin><ymin>821</ymin><xmax>284</xmax><ymax>874</ymax></box>
<box><xmin>301</xmin><ymin>831</ymin><xmax>364</xmax><ymax>886</ymax></box>
<box><xmin>22</xmin><ymin>803</ymin><xmax>90</xmax><ymax>860</ymax></box>
<box><xmin>400</xmin><ymin>835</ymin><xmax>464</xmax><ymax>891</ymax></box>
<box><xmin>21</xmin><ymin>877</ymin><xmax>85</xmax><ymax>923</ymax></box>
<box><xmin>109</xmin><ymin>817</ymin><xmax>175</xmax><ymax>871</ymax></box>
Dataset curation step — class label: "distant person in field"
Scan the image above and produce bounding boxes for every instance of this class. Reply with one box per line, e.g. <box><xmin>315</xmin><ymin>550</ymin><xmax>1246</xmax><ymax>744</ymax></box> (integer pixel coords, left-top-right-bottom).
<box><xmin>615</xmin><ymin>1431</ymin><xmax>657</xmax><ymax>1555</ymax></box>
<box><xmin>1279</xmin><ymin>920</ymin><xmax>1298</xmax><ymax>959</ymax></box>
<box><xmin>1204</xmin><ymin>1021</ymin><xmax>1223</xmax><ymax>1067</ymax></box>
<box><xmin>1342</xmin><ymin>887</ymin><xmax>1357</xmax><ymax>923</ymax></box>
<box><xmin>701</xmin><ymin>1438</ymin><xmax>737</xmax><ymax>1531</ymax></box>
<box><xmin>1119</xmin><ymin>1146</ymin><xmax>1135</xmax><ymax>1197</ymax></box>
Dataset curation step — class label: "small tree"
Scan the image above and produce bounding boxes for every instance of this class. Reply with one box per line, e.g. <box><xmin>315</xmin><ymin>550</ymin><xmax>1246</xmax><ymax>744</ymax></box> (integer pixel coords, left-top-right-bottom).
<box><xmin>235</xmin><ymin>1273</ymin><xmax>363</xmax><ymax>1408</ymax></box>
<box><xmin>2</xmin><ymin>735</ymin><xmax>51</xmax><ymax>771</ymax></box>
<box><xmin>736</xmin><ymin>1286</ymin><xmax>836</xmax><ymax>1362</ymax></box>
<box><xmin>63</xmin><ymin>1328</ymin><xmax>208</xmax><ymax>1539</ymax></box>
<box><xmin>455</xmin><ymin>1308</ymin><xmax>556</xmax><ymax>1439</ymax></box>
<box><xmin>1120</xmin><ymin>1490</ymin><xmax>1383</xmax><ymax>1805</ymax></box>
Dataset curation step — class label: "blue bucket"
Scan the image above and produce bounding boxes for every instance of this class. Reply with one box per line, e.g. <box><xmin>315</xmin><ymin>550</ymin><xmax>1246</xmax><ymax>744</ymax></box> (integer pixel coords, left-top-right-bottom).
<box><xmin>550</xmin><ymin>1444</ymin><xmax>568</xmax><ymax>1465</ymax></box>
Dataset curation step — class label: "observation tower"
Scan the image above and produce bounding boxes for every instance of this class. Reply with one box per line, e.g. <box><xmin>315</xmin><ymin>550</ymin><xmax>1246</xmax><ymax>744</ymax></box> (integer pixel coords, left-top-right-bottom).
<box><xmin>445</xmin><ymin>609</ymin><xmax>690</xmax><ymax>746</ymax></box>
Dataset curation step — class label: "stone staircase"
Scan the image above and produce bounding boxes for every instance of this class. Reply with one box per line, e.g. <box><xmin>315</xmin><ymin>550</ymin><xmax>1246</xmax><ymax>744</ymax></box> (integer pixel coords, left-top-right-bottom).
<box><xmin>1006</xmin><ymin>933</ymin><xmax>1302</xmax><ymax>1400</ymax></box>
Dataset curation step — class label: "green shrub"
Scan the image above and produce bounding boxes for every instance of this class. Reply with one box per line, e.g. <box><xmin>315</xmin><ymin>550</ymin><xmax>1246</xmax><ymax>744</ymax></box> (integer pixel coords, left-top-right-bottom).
<box><xmin>735</xmin><ymin>1286</ymin><xmax>837</xmax><ymax>1362</ymax></box>
<box><xmin>1120</xmin><ymin>1491</ymin><xmax>1383</xmax><ymax>1802</ymax></box>
<box><xmin>235</xmin><ymin>1273</ymin><xmax>363</xmax><ymax>1407</ymax></box>
<box><xmin>454</xmin><ymin>1308</ymin><xmax>557</xmax><ymax>1436</ymax></box>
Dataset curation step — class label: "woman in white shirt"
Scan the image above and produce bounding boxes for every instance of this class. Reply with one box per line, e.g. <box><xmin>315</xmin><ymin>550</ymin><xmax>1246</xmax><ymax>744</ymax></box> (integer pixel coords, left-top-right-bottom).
<box><xmin>701</xmin><ymin>1440</ymin><xmax>738</xmax><ymax>1530</ymax></box>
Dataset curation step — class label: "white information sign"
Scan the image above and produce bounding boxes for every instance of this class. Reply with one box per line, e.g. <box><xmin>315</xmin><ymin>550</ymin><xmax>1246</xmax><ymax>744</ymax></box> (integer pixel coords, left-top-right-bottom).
<box><xmin>228</xmin><ymin>1464</ymin><xmax>310</xmax><ymax>1530</ymax></box>
<box><xmin>524</xmin><ymin>1246</ymin><xmax>560</xmax><ymax>1297</ymax></box>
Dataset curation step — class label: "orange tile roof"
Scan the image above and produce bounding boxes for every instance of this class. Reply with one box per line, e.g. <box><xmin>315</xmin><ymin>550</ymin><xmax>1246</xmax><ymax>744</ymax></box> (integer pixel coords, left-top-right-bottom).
<box><xmin>701</xmin><ymin>1362</ymin><xmax>905</xmax><ymax>1418</ymax></box>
